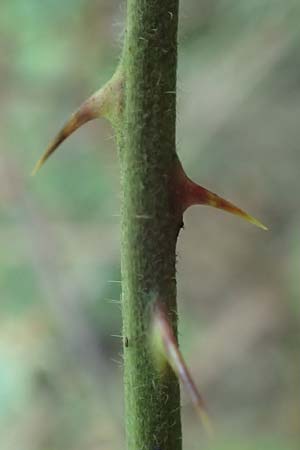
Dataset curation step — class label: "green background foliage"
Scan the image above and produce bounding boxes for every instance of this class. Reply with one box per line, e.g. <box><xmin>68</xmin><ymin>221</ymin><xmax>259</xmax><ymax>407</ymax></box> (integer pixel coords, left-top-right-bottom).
<box><xmin>0</xmin><ymin>1</ymin><xmax>300</xmax><ymax>449</ymax></box>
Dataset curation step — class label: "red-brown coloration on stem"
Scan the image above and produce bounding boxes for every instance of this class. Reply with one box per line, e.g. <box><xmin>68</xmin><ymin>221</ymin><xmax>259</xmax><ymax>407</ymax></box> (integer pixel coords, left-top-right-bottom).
<box><xmin>171</xmin><ymin>158</ymin><xmax>267</xmax><ymax>230</ymax></box>
<box><xmin>152</xmin><ymin>300</ymin><xmax>213</xmax><ymax>436</ymax></box>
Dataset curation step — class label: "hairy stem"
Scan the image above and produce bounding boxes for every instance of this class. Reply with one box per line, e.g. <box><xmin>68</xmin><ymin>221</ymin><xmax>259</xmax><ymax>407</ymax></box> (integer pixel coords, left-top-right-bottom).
<box><xmin>118</xmin><ymin>1</ymin><xmax>182</xmax><ymax>449</ymax></box>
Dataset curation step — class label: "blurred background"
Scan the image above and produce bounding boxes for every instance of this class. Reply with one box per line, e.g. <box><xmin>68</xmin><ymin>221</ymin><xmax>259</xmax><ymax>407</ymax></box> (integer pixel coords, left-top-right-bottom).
<box><xmin>1</xmin><ymin>1</ymin><xmax>300</xmax><ymax>449</ymax></box>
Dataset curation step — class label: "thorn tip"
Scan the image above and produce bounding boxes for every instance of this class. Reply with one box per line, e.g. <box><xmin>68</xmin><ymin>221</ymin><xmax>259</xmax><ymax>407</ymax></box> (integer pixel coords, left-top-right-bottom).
<box><xmin>152</xmin><ymin>300</ymin><xmax>213</xmax><ymax>436</ymax></box>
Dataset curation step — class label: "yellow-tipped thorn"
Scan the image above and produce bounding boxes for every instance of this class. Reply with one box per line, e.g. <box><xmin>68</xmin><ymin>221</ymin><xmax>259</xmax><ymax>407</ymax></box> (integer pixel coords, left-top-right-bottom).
<box><xmin>197</xmin><ymin>409</ymin><xmax>215</xmax><ymax>439</ymax></box>
<box><xmin>31</xmin><ymin>69</ymin><xmax>124</xmax><ymax>176</ymax></box>
<box><xmin>181</xmin><ymin>171</ymin><xmax>268</xmax><ymax>231</ymax></box>
<box><xmin>31</xmin><ymin>141</ymin><xmax>63</xmax><ymax>176</ymax></box>
<box><xmin>240</xmin><ymin>212</ymin><xmax>268</xmax><ymax>231</ymax></box>
<box><xmin>205</xmin><ymin>191</ymin><xmax>268</xmax><ymax>231</ymax></box>
<box><xmin>31</xmin><ymin>157</ymin><xmax>45</xmax><ymax>176</ymax></box>
<box><xmin>31</xmin><ymin>84</ymin><xmax>112</xmax><ymax>176</ymax></box>
<box><xmin>31</xmin><ymin>108</ymin><xmax>95</xmax><ymax>176</ymax></box>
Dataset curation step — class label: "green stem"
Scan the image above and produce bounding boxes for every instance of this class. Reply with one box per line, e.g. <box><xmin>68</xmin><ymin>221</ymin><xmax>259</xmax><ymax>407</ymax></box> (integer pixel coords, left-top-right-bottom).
<box><xmin>117</xmin><ymin>1</ymin><xmax>182</xmax><ymax>449</ymax></box>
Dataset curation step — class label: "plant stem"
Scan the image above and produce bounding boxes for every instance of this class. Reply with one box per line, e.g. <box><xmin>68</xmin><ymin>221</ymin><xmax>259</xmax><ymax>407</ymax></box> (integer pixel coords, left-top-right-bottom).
<box><xmin>118</xmin><ymin>1</ymin><xmax>182</xmax><ymax>449</ymax></box>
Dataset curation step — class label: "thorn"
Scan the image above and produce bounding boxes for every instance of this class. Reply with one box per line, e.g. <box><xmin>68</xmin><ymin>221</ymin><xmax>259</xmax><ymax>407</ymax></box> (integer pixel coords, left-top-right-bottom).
<box><xmin>173</xmin><ymin>160</ymin><xmax>268</xmax><ymax>231</ymax></box>
<box><xmin>152</xmin><ymin>300</ymin><xmax>214</xmax><ymax>437</ymax></box>
<box><xmin>32</xmin><ymin>68</ymin><xmax>124</xmax><ymax>175</ymax></box>
<box><xmin>189</xmin><ymin>183</ymin><xmax>268</xmax><ymax>231</ymax></box>
<box><xmin>31</xmin><ymin>90</ymin><xmax>105</xmax><ymax>175</ymax></box>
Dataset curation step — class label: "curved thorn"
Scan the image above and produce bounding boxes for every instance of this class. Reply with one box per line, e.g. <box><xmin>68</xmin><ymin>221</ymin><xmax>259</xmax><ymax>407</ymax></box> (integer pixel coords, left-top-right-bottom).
<box><xmin>31</xmin><ymin>88</ymin><xmax>106</xmax><ymax>176</ymax></box>
<box><xmin>152</xmin><ymin>300</ymin><xmax>214</xmax><ymax>437</ymax></box>
<box><xmin>32</xmin><ymin>69</ymin><xmax>123</xmax><ymax>175</ymax></box>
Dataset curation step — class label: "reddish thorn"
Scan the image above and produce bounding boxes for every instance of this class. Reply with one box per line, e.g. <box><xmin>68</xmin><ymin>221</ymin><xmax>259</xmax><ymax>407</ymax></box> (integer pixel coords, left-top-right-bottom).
<box><xmin>172</xmin><ymin>159</ymin><xmax>267</xmax><ymax>230</ymax></box>
<box><xmin>152</xmin><ymin>301</ymin><xmax>213</xmax><ymax>436</ymax></box>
